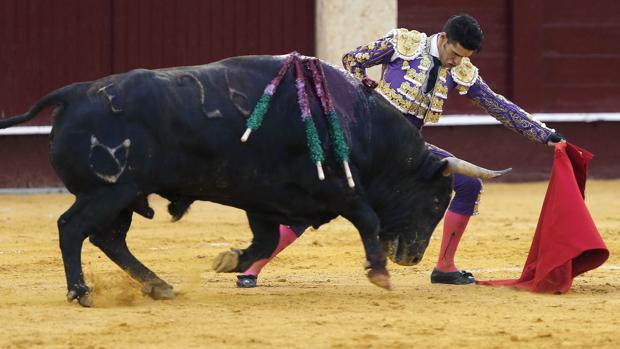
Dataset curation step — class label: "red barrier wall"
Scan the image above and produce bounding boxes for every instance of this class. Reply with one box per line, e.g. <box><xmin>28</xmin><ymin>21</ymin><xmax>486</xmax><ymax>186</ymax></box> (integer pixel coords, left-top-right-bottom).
<box><xmin>0</xmin><ymin>0</ymin><xmax>316</xmax><ymax>187</ymax></box>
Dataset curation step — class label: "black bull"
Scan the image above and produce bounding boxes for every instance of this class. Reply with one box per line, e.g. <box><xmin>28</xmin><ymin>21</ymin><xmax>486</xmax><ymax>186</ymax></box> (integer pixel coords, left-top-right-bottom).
<box><xmin>0</xmin><ymin>55</ymin><xmax>507</xmax><ymax>306</ymax></box>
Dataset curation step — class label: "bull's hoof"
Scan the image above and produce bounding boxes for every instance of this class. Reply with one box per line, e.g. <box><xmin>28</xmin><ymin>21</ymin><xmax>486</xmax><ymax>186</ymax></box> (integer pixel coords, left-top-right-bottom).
<box><xmin>142</xmin><ymin>282</ymin><xmax>176</xmax><ymax>300</ymax></box>
<box><xmin>367</xmin><ymin>269</ymin><xmax>392</xmax><ymax>290</ymax></box>
<box><xmin>67</xmin><ymin>290</ymin><xmax>93</xmax><ymax>307</ymax></box>
<box><xmin>212</xmin><ymin>249</ymin><xmax>241</xmax><ymax>273</ymax></box>
<box><xmin>78</xmin><ymin>294</ymin><xmax>93</xmax><ymax>307</ymax></box>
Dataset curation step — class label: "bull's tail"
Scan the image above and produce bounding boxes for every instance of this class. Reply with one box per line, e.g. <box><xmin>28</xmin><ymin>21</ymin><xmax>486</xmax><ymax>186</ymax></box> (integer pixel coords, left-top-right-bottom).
<box><xmin>0</xmin><ymin>83</ymin><xmax>87</xmax><ymax>129</ymax></box>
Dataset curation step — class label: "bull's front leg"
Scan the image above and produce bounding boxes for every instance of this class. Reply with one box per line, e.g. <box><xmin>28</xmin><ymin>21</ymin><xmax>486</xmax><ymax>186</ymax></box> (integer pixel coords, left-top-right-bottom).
<box><xmin>212</xmin><ymin>212</ymin><xmax>279</xmax><ymax>273</ymax></box>
<box><xmin>342</xmin><ymin>201</ymin><xmax>392</xmax><ymax>290</ymax></box>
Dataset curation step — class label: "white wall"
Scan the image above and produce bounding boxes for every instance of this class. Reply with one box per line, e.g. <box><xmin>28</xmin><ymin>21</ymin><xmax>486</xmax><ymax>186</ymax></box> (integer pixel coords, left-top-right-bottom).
<box><xmin>315</xmin><ymin>0</ymin><xmax>397</xmax><ymax>81</ymax></box>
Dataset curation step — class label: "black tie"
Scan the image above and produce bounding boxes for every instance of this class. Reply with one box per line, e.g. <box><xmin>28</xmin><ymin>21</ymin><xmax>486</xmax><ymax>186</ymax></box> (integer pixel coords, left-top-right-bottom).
<box><xmin>425</xmin><ymin>57</ymin><xmax>442</xmax><ymax>94</ymax></box>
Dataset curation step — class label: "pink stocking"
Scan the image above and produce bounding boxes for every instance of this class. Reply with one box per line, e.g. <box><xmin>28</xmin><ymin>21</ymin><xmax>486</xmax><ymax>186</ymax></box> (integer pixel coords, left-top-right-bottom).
<box><xmin>241</xmin><ymin>225</ymin><xmax>299</xmax><ymax>276</ymax></box>
<box><xmin>435</xmin><ymin>210</ymin><xmax>471</xmax><ymax>272</ymax></box>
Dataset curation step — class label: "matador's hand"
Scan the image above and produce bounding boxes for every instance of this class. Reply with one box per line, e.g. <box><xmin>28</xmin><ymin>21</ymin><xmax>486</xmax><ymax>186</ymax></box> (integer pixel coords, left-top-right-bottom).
<box><xmin>546</xmin><ymin>132</ymin><xmax>566</xmax><ymax>147</ymax></box>
<box><xmin>362</xmin><ymin>77</ymin><xmax>378</xmax><ymax>89</ymax></box>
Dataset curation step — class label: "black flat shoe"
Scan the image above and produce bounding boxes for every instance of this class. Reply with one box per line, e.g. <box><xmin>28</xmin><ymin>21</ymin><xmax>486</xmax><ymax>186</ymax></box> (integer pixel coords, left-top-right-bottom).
<box><xmin>236</xmin><ymin>275</ymin><xmax>258</xmax><ymax>288</ymax></box>
<box><xmin>430</xmin><ymin>268</ymin><xmax>475</xmax><ymax>285</ymax></box>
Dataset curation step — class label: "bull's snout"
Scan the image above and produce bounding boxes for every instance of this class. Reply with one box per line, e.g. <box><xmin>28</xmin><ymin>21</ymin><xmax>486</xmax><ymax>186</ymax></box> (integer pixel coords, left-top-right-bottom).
<box><xmin>382</xmin><ymin>235</ymin><xmax>425</xmax><ymax>266</ymax></box>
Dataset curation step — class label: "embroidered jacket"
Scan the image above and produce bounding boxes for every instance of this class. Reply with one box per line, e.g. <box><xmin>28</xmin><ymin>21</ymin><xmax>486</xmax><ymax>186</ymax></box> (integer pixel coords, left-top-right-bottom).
<box><xmin>342</xmin><ymin>28</ymin><xmax>554</xmax><ymax>143</ymax></box>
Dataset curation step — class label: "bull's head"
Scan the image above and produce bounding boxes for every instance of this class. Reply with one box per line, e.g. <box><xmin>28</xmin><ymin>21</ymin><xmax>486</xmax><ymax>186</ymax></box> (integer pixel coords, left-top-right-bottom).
<box><xmin>379</xmin><ymin>156</ymin><xmax>510</xmax><ymax>266</ymax></box>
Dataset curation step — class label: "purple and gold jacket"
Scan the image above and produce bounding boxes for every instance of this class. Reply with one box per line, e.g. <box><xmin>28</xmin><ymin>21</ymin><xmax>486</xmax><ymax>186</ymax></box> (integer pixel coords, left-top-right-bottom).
<box><xmin>342</xmin><ymin>28</ymin><xmax>554</xmax><ymax>143</ymax></box>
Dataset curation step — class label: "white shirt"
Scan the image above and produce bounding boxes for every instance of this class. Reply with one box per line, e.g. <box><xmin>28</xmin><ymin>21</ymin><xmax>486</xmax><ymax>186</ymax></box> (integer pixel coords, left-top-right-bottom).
<box><xmin>429</xmin><ymin>33</ymin><xmax>440</xmax><ymax>59</ymax></box>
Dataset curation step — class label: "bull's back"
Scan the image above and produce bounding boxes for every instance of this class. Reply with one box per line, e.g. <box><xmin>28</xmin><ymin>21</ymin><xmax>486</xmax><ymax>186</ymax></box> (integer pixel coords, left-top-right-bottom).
<box><xmin>49</xmin><ymin>56</ymin><xmax>312</xmax><ymax>195</ymax></box>
<box><xmin>50</xmin><ymin>54</ymin><xmax>418</xmax><ymax>203</ymax></box>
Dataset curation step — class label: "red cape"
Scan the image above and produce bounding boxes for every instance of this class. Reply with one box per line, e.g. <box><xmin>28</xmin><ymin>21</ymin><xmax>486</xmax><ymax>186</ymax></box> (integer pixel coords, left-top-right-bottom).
<box><xmin>477</xmin><ymin>143</ymin><xmax>609</xmax><ymax>293</ymax></box>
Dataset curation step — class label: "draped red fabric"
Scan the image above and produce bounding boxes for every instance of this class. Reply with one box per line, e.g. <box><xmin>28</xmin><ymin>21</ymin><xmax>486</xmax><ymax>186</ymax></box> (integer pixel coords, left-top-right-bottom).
<box><xmin>477</xmin><ymin>143</ymin><xmax>609</xmax><ymax>293</ymax></box>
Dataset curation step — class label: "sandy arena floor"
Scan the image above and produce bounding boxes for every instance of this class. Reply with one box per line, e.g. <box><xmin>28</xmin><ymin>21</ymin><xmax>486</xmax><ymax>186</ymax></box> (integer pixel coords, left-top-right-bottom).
<box><xmin>0</xmin><ymin>180</ymin><xmax>618</xmax><ymax>348</ymax></box>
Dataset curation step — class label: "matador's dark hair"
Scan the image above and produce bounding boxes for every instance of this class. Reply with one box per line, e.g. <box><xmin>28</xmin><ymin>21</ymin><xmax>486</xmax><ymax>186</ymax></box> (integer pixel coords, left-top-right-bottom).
<box><xmin>443</xmin><ymin>14</ymin><xmax>484</xmax><ymax>52</ymax></box>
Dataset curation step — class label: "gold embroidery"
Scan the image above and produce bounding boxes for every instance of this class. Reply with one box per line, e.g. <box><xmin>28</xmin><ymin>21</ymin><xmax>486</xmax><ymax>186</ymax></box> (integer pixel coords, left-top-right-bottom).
<box><xmin>418</xmin><ymin>56</ymin><xmax>432</xmax><ymax>71</ymax></box>
<box><xmin>469</xmin><ymin>79</ymin><xmax>554</xmax><ymax>143</ymax></box>
<box><xmin>430</xmin><ymin>96</ymin><xmax>444</xmax><ymax>112</ymax></box>
<box><xmin>450</xmin><ymin>57</ymin><xmax>479</xmax><ymax>94</ymax></box>
<box><xmin>374</xmin><ymin>52</ymin><xmax>454</xmax><ymax>124</ymax></box>
<box><xmin>343</xmin><ymin>55</ymin><xmax>356</xmax><ymax>69</ymax></box>
<box><xmin>393</xmin><ymin>29</ymin><xmax>427</xmax><ymax>60</ymax></box>
<box><xmin>422</xmin><ymin>95</ymin><xmax>431</xmax><ymax>106</ymax></box>
<box><xmin>438</xmin><ymin>67</ymin><xmax>448</xmax><ymax>82</ymax></box>
<box><xmin>417</xmin><ymin>95</ymin><xmax>431</xmax><ymax>116</ymax></box>
<box><xmin>422</xmin><ymin>77</ymin><xmax>448</xmax><ymax>123</ymax></box>
<box><xmin>404</xmin><ymin>69</ymin><xmax>425</xmax><ymax>86</ymax></box>
<box><xmin>397</xmin><ymin>81</ymin><xmax>421</xmax><ymax>101</ymax></box>
<box><xmin>418</xmin><ymin>108</ymin><xmax>428</xmax><ymax>119</ymax></box>
<box><xmin>425</xmin><ymin>111</ymin><xmax>441</xmax><ymax>123</ymax></box>
<box><xmin>434</xmin><ymin>82</ymin><xmax>448</xmax><ymax>98</ymax></box>
<box><xmin>456</xmin><ymin>84</ymin><xmax>468</xmax><ymax>95</ymax></box>
<box><xmin>377</xmin><ymin>80</ymin><xmax>413</xmax><ymax>113</ymax></box>
<box><xmin>355</xmin><ymin>52</ymin><xmax>371</xmax><ymax>61</ymax></box>
<box><xmin>343</xmin><ymin>54</ymin><xmax>363</xmax><ymax>79</ymax></box>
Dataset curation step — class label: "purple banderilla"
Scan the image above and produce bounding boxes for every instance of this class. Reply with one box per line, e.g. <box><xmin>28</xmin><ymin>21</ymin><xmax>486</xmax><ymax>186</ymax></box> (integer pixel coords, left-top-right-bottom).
<box><xmin>242</xmin><ymin>52</ymin><xmax>354</xmax><ymax>188</ymax></box>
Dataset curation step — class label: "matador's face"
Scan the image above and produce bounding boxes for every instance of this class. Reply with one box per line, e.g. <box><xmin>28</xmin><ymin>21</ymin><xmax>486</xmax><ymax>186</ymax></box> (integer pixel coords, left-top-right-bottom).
<box><xmin>437</xmin><ymin>32</ymin><xmax>475</xmax><ymax>68</ymax></box>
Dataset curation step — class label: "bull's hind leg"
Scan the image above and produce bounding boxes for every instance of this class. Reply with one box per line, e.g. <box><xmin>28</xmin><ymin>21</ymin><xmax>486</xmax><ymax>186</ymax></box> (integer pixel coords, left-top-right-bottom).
<box><xmin>89</xmin><ymin>209</ymin><xmax>175</xmax><ymax>301</ymax></box>
<box><xmin>213</xmin><ymin>213</ymin><xmax>279</xmax><ymax>273</ymax></box>
<box><xmin>57</xmin><ymin>198</ymin><xmax>91</xmax><ymax>306</ymax></box>
<box><xmin>58</xmin><ymin>187</ymin><xmax>136</xmax><ymax>307</ymax></box>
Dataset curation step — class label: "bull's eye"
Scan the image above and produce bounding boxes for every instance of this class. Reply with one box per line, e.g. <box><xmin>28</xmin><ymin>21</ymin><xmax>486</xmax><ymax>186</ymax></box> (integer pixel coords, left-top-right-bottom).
<box><xmin>406</xmin><ymin>156</ymin><xmax>414</xmax><ymax>168</ymax></box>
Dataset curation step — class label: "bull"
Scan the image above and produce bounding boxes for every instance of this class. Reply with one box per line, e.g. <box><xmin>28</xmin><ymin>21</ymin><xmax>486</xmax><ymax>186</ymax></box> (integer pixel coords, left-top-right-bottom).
<box><xmin>0</xmin><ymin>54</ymin><xmax>508</xmax><ymax>306</ymax></box>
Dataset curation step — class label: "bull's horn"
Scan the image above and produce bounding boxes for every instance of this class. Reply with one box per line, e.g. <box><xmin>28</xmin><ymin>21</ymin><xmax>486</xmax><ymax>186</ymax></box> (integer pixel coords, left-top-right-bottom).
<box><xmin>442</xmin><ymin>157</ymin><xmax>511</xmax><ymax>179</ymax></box>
